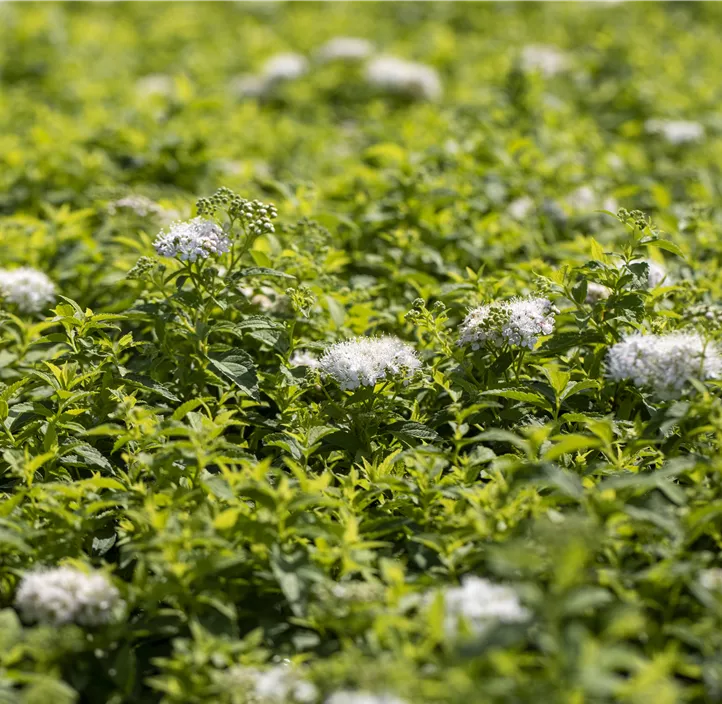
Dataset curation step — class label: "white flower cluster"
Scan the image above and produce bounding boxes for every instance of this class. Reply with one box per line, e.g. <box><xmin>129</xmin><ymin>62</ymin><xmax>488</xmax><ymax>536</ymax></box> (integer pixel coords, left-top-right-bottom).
<box><xmin>233</xmin><ymin>41</ymin><xmax>441</xmax><ymax>103</ymax></box>
<box><xmin>566</xmin><ymin>186</ymin><xmax>617</xmax><ymax>215</ymax></box>
<box><xmin>135</xmin><ymin>73</ymin><xmax>174</xmax><ymax>97</ymax></box>
<box><xmin>326</xmin><ymin>693</ymin><xmax>408</xmax><ymax>704</ymax></box>
<box><xmin>459</xmin><ymin>297</ymin><xmax>555</xmax><ymax>350</ymax></box>
<box><xmin>607</xmin><ymin>332</ymin><xmax>722</xmax><ymax>398</ymax></box>
<box><xmin>520</xmin><ymin>44</ymin><xmax>569</xmax><ymax>76</ymax></box>
<box><xmin>108</xmin><ymin>195</ymin><xmax>166</xmax><ymax>218</ymax></box>
<box><xmin>507</xmin><ymin>196</ymin><xmax>535</xmax><ymax>221</ymax></box>
<box><xmin>365</xmin><ymin>56</ymin><xmax>442</xmax><ymax>101</ymax></box>
<box><xmin>14</xmin><ymin>566</ymin><xmax>123</xmax><ymax>626</ymax></box>
<box><xmin>290</xmin><ymin>350</ymin><xmax>321</xmax><ymax>369</ymax></box>
<box><xmin>263</xmin><ymin>53</ymin><xmax>310</xmax><ymax>83</ymax></box>
<box><xmin>700</xmin><ymin>568</ymin><xmax>722</xmax><ymax>591</ymax></box>
<box><xmin>438</xmin><ymin>576</ymin><xmax>529</xmax><ymax>638</ymax></box>
<box><xmin>585</xmin><ymin>282</ymin><xmax>612</xmax><ymax>303</ymax></box>
<box><xmin>318</xmin><ymin>336</ymin><xmax>421</xmax><ymax>390</ymax></box>
<box><xmin>232</xmin><ymin>53</ymin><xmax>309</xmax><ymax>99</ymax></box>
<box><xmin>645</xmin><ymin>119</ymin><xmax>704</xmax><ymax>145</ymax></box>
<box><xmin>153</xmin><ymin>217</ymin><xmax>230</xmax><ymax>262</ymax></box>
<box><xmin>226</xmin><ymin>665</ymin><xmax>317</xmax><ymax>703</ymax></box>
<box><xmin>0</xmin><ymin>267</ymin><xmax>56</xmax><ymax>313</ymax></box>
<box><xmin>318</xmin><ymin>37</ymin><xmax>375</xmax><ymax>63</ymax></box>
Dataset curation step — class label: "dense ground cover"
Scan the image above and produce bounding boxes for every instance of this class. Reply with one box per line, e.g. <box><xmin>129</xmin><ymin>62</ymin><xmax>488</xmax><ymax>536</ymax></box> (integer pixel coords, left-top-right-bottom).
<box><xmin>3</xmin><ymin>2</ymin><xmax>722</xmax><ymax>702</ymax></box>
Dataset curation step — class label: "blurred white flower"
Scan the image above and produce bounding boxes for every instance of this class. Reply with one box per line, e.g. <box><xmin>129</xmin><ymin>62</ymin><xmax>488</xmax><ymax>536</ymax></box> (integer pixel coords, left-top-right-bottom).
<box><xmin>436</xmin><ymin>576</ymin><xmax>529</xmax><ymax>639</ymax></box>
<box><xmin>15</xmin><ymin>566</ymin><xmax>123</xmax><ymax>626</ymax></box>
<box><xmin>365</xmin><ymin>56</ymin><xmax>442</xmax><ymax>100</ymax></box>
<box><xmin>108</xmin><ymin>195</ymin><xmax>165</xmax><ymax>218</ymax></box>
<box><xmin>700</xmin><ymin>568</ymin><xmax>722</xmax><ymax>591</ymax></box>
<box><xmin>262</xmin><ymin>53</ymin><xmax>309</xmax><ymax>83</ymax></box>
<box><xmin>153</xmin><ymin>217</ymin><xmax>230</xmax><ymax>262</ymax></box>
<box><xmin>568</xmin><ymin>186</ymin><xmax>596</xmax><ymax>211</ymax></box>
<box><xmin>231</xmin><ymin>73</ymin><xmax>269</xmax><ymax>99</ymax></box>
<box><xmin>607</xmin><ymin>332</ymin><xmax>722</xmax><ymax>398</ymax></box>
<box><xmin>319</xmin><ymin>336</ymin><xmax>421</xmax><ymax>390</ymax></box>
<box><xmin>507</xmin><ymin>196</ymin><xmax>535</xmax><ymax>221</ymax></box>
<box><xmin>318</xmin><ymin>37</ymin><xmax>374</xmax><ymax>63</ymax></box>
<box><xmin>329</xmin><ymin>581</ymin><xmax>385</xmax><ymax>602</ymax></box>
<box><xmin>520</xmin><ymin>45</ymin><xmax>569</xmax><ymax>76</ymax></box>
<box><xmin>239</xmin><ymin>284</ymin><xmax>284</xmax><ymax>312</ymax></box>
<box><xmin>290</xmin><ymin>350</ymin><xmax>320</xmax><ymax>369</ymax></box>
<box><xmin>0</xmin><ymin>267</ymin><xmax>56</xmax><ymax>313</ymax></box>
<box><xmin>459</xmin><ymin>297</ymin><xmax>555</xmax><ymax>350</ymax></box>
<box><xmin>135</xmin><ymin>73</ymin><xmax>174</xmax><ymax>97</ymax></box>
<box><xmin>585</xmin><ymin>282</ymin><xmax>612</xmax><ymax>303</ymax></box>
<box><xmin>645</xmin><ymin>119</ymin><xmax>704</xmax><ymax>145</ymax></box>
<box><xmin>326</xmin><ymin>693</ymin><xmax>408</xmax><ymax>704</ymax></box>
<box><xmin>227</xmin><ymin>665</ymin><xmax>317</xmax><ymax>703</ymax></box>
<box><xmin>565</xmin><ymin>187</ymin><xmax>617</xmax><ymax>215</ymax></box>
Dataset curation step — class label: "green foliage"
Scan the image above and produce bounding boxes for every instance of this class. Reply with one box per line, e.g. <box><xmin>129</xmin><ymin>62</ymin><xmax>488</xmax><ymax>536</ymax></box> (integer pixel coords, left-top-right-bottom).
<box><xmin>2</xmin><ymin>3</ymin><xmax>722</xmax><ymax>703</ymax></box>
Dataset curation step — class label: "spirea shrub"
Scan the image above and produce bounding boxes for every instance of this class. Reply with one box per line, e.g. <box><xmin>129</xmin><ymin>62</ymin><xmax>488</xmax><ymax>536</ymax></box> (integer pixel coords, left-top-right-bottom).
<box><xmin>3</xmin><ymin>4</ymin><xmax>722</xmax><ymax>703</ymax></box>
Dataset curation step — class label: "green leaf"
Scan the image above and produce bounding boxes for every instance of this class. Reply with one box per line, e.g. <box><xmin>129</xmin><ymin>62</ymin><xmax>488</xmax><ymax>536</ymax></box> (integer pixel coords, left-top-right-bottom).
<box><xmin>544</xmin><ymin>434</ymin><xmax>601</xmax><ymax>461</ymax></box>
<box><xmin>123</xmin><ymin>373</ymin><xmax>180</xmax><ymax>403</ymax></box>
<box><xmin>237</xmin><ymin>267</ymin><xmax>296</xmax><ymax>280</ymax></box>
<box><xmin>646</xmin><ymin>239</ymin><xmax>685</xmax><ymax>259</ymax></box>
<box><xmin>387</xmin><ymin>421</ymin><xmax>440</xmax><ymax>445</ymax></box>
<box><xmin>207</xmin><ymin>350</ymin><xmax>259</xmax><ymax>399</ymax></box>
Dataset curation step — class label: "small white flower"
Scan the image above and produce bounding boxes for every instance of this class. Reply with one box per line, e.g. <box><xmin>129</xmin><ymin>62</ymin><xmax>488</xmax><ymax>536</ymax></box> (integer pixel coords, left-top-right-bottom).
<box><xmin>507</xmin><ymin>196</ymin><xmax>535</xmax><ymax>221</ymax></box>
<box><xmin>290</xmin><ymin>350</ymin><xmax>320</xmax><ymax>369</ymax></box>
<box><xmin>319</xmin><ymin>336</ymin><xmax>421</xmax><ymax>390</ymax></box>
<box><xmin>326</xmin><ymin>693</ymin><xmax>408</xmax><ymax>704</ymax></box>
<box><xmin>568</xmin><ymin>186</ymin><xmax>596</xmax><ymax>211</ymax></box>
<box><xmin>585</xmin><ymin>282</ymin><xmax>611</xmax><ymax>303</ymax></box>
<box><xmin>262</xmin><ymin>53</ymin><xmax>309</xmax><ymax>83</ymax></box>
<box><xmin>365</xmin><ymin>56</ymin><xmax>442</xmax><ymax>101</ymax></box>
<box><xmin>436</xmin><ymin>576</ymin><xmax>529</xmax><ymax>639</ymax></box>
<box><xmin>607</xmin><ymin>332</ymin><xmax>722</xmax><ymax>398</ymax></box>
<box><xmin>459</xmin><ymin>296</ymin><xmax>555</xmax><ymax>350</ymax></box>
<box><xmin>226</xmin><ymin>665</ymin><xmax>317</xmax><ymax>703</ymax></box>
<box><xmin>136</xmin><ymin>73</ymin><xmax>174</xmax><ymax>97</ymax></box>
<box><xmin>0</xmin><ymin>267</ymin><xmax>56</xmax><ymax>313</ymax></box>
<box><xmin>231</xmin><ymin>73</ymin><xmax>269</xmax><ymax>99</ymax></box>
<box><xmin>318</xmin><ymin>37</ymin><xmax>374</xmax><ymax>63</ymax></box>
<box><xmin>565</xmin><ymin>188</ymin><xmax>617</xmax><ymax>215</ymax></box>
<box><xmin>329</xmin><ymin>581</ymin><xmax>385</xmax><ymax>602</ymax></box>
<box><xmin>520</xmin><ymin>45</ymin><xmax>569</xmax><ymax>76</ymax></box>
<box><xmin>15</xmin><ymin>566</ymin><xmax>123</xmax><ymax>626</ymax></box>
<box><xmin>645</xmin><ymin>119</ymin><xmax>704</xmax><ymax>145</ymax></box>
<box><xmin>239</xmin><ymin>284</ymin><xmax>283</xmax><ymax>312</ymax></box>
<box><xmin>153</xmin><ymin>217</ymin><xmax>231</xmax><ymax>262</ymax></box>
<box><xmin>108</xmin><ymin>195</ymin><xmax>165</xmax><ymax>218</ymax></box>
<box><xmin>700</xmin><ymin>568</ymin><xmax>722</xmax><ymax>592</ymax></box>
